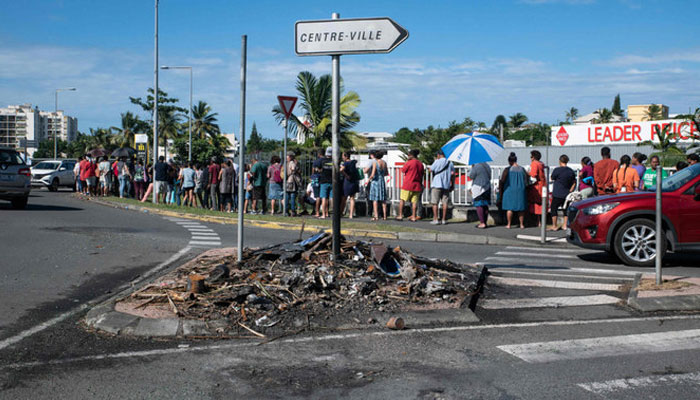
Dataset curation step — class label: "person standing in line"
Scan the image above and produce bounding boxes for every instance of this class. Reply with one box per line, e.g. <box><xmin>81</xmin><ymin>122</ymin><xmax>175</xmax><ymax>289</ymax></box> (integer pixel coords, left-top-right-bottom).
<box><xmin>78</xmin><ymin>155</ymin><xmax>90</xmax><ymax>195</ymax></box>
<box><xmin>529</xmin><ymin>150</ymin><xmax>545</xmax><ymax>225</ymax></box>
<box><xmin>642</xmin><ymin>155</ymin><xmax>668</xmax><ymax>189</ymax></box>
<box><xmin>316</xmin><ymin>148</ymin><xmax>334</xmax><ymax>219</ymax></box>
<box><xmin>687</xmin><ymin>153</ymin><xmax>699</xmax><ymax>165</ymax></box>
<box><xmin>126</xmin><ymin>157</ymin><xmax>136</xmax><ymax>198</ymax></box>
<box><xmin>218</xmin><ymin>160</ymin><xmax>233</xmax><ymax>212</ymax></box>
<box><xmin>133</xmin><ymin>159</ymin><xmax>146</xmax><ymax>201</ymax></box>
<box><xmin>549</xmin><ymin>155</ymin><xmax>577</xmax><ymax>231</ymax></box>
<box><xmin>285</xmin><ymin>152</ymin><xmax>302</xmax><ymax>216</ymax></box>
<box><xmin>311</xmin><ymin>149</ymin><xmax>325</xmax><ymax>218</ymax></box>
<box><xmin>84</xmin><ymin>156</ymin><xmax>98</xmax><ymax>196</ymax></box>
<box><xmin>206</xmin><ymin>158</ymin><xmax>220</xmax><ymax>211</ymax></box>
<box><xmin>194</xmin><ymin>163</ymin><xmax>205</xmax><ymax>208</ymax></box>
<box><xmin>180</xmin><ymin>161</ymin><xmax>197</xmax><ymax>207</ymax></box>
<box><xmin>365</xmin><ymin>150</ymin><xmax>388</xmax><ymax>221</ymax></box>
<box><xmin>631</xmin><ymin>152</ymin><xmax>647</xmax><ymax>189</ymax></box>
<box><xmin>74</xmin><ymin>156</ymin><xmax>83</xmax><ymax>193</ymax></box>
<box><xmin>396</xmin><ymin>149</ymin><xmax>425</xmax><ymax>222</ymax></box>
<box><xmin>676</xmin><ymin>161</ymin><xmax>689</xmax><ymax>171</ymax></box>
<box><xmin>428</xmin><ymin>149</ymin><xmax>455</xmax><ymax>225</ymax></box>
<box><xmin>594</xmin><ymin>146</ymin><xmax>619</xmax><ymax>195</ymax></box>
<box><xmin>117</xmin><ymin>157</ymin><xmax>131</xmax><ymax>198</ymax></box>
<box><xmin>231</xmin><ymin>159</ymin><xmax>239</xmax><ymax>212</ymax></box>
<box><xmin>243</xmin><ymin>164</ymin><xmax>253</xmax><ymax>214</ymax></box>
<box><xmin>613</xmin><ymin>155</ymin><xmax>639</xmax><ymax>193</ymax></box>
<box><xmin>301</xmin><ymin>182</ymin><xmax>317</xmax><ymax>215</ymax></box>
<box><xmin>250</xmin><ymin>156</ymin><xmax>268</xmax><ymax>214</ymax></box>
<box><xmin>140</xmin><ymin>163</ymin><xmax>154</xmax><ymax>202</ymax></box>
<box><xmin>153</xmin><ymin>156</ymin><xmax>170</xmax><ymax>204</ymax></box>
<box><xmin>499</xmin><ymin>152</ymin><xmax>527</xmax><ymax>229</ymax></box>
<box><xmin>98</xmin><ymin>156</ymin><xmax>112</xmax><ymax>197</ymax></box>
<box><xmin>578</xmin><ymin>156</ymin><xmax>595</xmax><ymax>198</ymax></box>
<box><xmin>340</xmin><ymin>151</ymin><xmax>359</xmax><ymax>219</ymax></box>
<box><xmin>468</xmin><ymin>161</ymin><xmax>491</xmax><ymax>229</ymax></box>
<box><xmin>267</xmin><ymin>155</ymin><xmax>283</xmax><ymax>215</ymax></box>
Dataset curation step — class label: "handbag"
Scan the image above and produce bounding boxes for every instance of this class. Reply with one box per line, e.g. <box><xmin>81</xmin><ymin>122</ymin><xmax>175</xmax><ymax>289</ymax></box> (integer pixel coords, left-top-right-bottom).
<box><xmin>527</xmin><ymin>185</ymin><xmax>542</xmax><ymax>205</ymax></box>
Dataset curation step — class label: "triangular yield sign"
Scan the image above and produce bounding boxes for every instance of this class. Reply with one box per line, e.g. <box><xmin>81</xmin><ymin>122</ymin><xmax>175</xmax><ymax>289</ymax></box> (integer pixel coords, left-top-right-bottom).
<box><xmin>277</xmin><ymin>96</ymin><xmax>298</xmax><ymax>119</ymax></box>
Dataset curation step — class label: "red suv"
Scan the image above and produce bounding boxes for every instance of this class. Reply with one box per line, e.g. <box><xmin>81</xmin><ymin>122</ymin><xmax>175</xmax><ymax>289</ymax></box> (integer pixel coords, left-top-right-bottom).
<box><xmin>568</xmin><ymin>163</ymin><xmax>700</xmax><ymax>267</ymax></box>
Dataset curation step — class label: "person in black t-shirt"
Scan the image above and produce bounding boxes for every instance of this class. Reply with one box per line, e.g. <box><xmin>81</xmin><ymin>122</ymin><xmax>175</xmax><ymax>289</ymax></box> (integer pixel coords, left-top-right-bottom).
<box><xmin>549</xmin><ymin>154</ymin><xmax>577</xmax><ymax>231</ymax></box>
<box><xmin>153</xmin><ymin>156</ymin><xmax>170</xmax><ymax>204</ymax></box>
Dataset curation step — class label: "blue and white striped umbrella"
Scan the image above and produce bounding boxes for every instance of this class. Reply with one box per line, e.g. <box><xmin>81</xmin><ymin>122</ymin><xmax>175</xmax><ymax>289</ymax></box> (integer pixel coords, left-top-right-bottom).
<box><xmin>441</xmin><ymin>132</ymin><xmax>504</xmax><ymax>165</ymax></box>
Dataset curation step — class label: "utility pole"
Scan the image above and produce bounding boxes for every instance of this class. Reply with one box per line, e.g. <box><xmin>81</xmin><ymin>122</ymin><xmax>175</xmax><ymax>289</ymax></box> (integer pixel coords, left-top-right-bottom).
<box><xmin>237</xmin><ymin>35</ymin><xmax>247</xmax><ymax>262</ymax></box>
<box><xmin>152</xmin><ymin>0</ymin><xmax>159</xmax><ymax>204</ymax></box>
<box><xmin>331</xmin><ymin>12</ymin><xmax>341</xmax><ymax>259</ymax></box>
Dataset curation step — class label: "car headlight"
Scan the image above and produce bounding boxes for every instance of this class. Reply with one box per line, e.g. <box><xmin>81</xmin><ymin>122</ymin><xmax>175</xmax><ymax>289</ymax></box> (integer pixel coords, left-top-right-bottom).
<box><xmin>582</xmin><ymin>202</ymin><xmax>620</xmax><ymax>215</ymax></box>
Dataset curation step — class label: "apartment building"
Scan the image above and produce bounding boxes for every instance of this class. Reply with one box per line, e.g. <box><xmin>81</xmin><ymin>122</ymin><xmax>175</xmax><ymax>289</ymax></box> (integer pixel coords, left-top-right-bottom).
<box><xmin>0</xmin><ymin>104</ymin><xmax>77</xmax><ymax>157</ymax></box>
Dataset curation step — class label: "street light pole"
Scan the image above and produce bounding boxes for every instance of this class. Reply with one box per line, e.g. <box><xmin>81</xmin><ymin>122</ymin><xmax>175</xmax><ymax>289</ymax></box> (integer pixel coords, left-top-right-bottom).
<box><xmin>152</xmin><ymin>0</ymin><xmax>159</xmax><ymax>204</ymax></box>
<box><xmin>54</xmin><ymin>87</ymin><xmax>76</xmax><ymax>159</ymax></box>
<box><xmin>160</xmin><ymin>65</ymin><xmax>193</xmax><ymax>162</ymax></box>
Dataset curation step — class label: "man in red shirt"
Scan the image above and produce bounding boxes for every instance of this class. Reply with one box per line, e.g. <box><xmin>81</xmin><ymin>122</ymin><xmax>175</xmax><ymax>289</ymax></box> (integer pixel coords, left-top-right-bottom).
<box><xmin>79</xmin><ymin>156</ymin><xmax>90</xmax><ymax>195</ymax></box>
<box><xmin>594</xmin><ymin>146</ymin><xmax>620</xmax><ymax>195</ymax></box>
<box><xmin>397</xmin><ymin>149</ymin><xmax>425</xmax><ymax>222</ymax></box>
<box><xmin>208</xmin><ymin>158</ymin><xmax>221</xmax><ymax>211</ymax></box>
<box><xmin>83</xmin><ymin>156</ymin><xmax>98</xmax><ymax>196</ymax></box>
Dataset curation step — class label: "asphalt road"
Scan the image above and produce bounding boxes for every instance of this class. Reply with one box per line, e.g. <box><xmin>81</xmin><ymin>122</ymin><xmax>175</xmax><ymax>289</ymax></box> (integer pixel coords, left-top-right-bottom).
<box><xmin>2</xmin><ymin>190</ymin><xmax>700</xmax><ymax>399</ymax></box>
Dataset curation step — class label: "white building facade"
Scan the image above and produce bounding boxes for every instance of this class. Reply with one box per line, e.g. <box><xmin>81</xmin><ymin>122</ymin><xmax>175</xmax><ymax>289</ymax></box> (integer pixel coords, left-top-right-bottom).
<box><xmin>0</xmin><ymin>104</ymin><xmax>78</xmax><ymax>157</ymax></box>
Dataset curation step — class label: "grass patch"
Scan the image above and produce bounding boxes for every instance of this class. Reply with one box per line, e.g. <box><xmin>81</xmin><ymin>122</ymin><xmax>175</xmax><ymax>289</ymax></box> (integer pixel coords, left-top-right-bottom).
<box><xmin>638</xmin><ymin>278</ymin><xmax>695</xmax><ymax>291</ymax></box>
<box><xmin>104</xmin><ymin>196</ymin><xmax>433</xmax><ymax>234</ymax></box>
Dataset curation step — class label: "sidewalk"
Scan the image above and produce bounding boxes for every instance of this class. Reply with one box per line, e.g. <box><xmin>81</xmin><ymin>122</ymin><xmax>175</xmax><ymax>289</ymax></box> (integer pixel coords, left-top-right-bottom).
<box><xmin>80</xmin><ymin>195</ymin><xmax>571</xmax><ymax>248</ymax></box>
<box><xmin>628</xmin><ymin>274</ymin><xmax>700</xmax><ymax>312</ymax></box>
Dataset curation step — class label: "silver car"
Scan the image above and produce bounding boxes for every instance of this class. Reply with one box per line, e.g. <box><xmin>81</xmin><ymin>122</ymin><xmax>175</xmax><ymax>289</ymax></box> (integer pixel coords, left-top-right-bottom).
<box><xmin>31</xmin><ymin>159</ymin><xmax>77</xmax><ymax>191</ymax></box>
<box><xmin>0</xmin><ymin>147</ymin><xmax>31</xmax><ymax>209</ymax></box>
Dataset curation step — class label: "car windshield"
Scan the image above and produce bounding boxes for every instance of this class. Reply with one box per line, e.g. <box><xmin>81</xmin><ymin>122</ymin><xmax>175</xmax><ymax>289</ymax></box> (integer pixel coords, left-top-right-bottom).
<box><xmin>33</xmin><ymin>162</ymin><xmax>59</xmax><ymax>170</ymax></box>
<box><xmin>646</xmin><ymin>163</ymin><xmax>700</xmax><ymax>192</ymax></box>
<box><xmin>0</xmin><ymin>149</ymin><xmax>25</xmax><ymax>165</ymax></box>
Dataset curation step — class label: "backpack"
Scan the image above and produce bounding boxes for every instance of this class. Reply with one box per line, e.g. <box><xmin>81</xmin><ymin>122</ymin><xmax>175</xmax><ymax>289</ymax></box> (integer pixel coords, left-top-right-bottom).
<box><xmin>272</xmin><ymin>164</ymin><xmax>283</xmax><ymax>184</ymax></box>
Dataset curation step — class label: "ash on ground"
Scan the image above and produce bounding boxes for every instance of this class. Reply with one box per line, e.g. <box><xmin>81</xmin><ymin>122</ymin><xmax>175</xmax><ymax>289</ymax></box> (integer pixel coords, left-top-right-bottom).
<box><xmin>117</xmin><ymin>232</ymin><xmax>483</xmax><ymax>337</ymax></box>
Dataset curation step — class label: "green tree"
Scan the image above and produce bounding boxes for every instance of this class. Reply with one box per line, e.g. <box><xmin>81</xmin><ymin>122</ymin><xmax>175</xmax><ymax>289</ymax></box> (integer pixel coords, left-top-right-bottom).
<box><xmin>596</xmin><ymin>108</ymin><xmax>614</xmax><ymax>123</ymax></box>
<box><xmin>158</xmin><ymin>108</ymin><xmax>182</xmax><ymax>157</ymax></box>
<box><xmin>393</xmin><ymin>127</ymin><xmax>415</xmax><ymax>144</ymax></box>
<box><xmin>191</xmin><ymin>100</ymin><xmax>220</xmax><ymax>139</ymax></box>
<box><xmin>509</xmin><ymin>123</ymin><xmax>551</xmax><ymax>146</ymax></box>
<box><xmin>33</xmin><ymin>139</ymin><xmax>68</xmax><ymax>158</ymax></box>
<box><xmin>247</xmin><ymin>122</ymin><xmax>265</xmax><ymax>153</ymax></box>
<box><xmin>272</xmin><ymin>71</ymin><xmax>361</xmax><ymax>148</ymax></box>
<box><xmin>173</xmin><ymin>137</ymin><xmax>224</xmax><ymax>165</ymax></box>
<box><xmin>645</xmin><ymin>104</ymin><xmax>663</xmax><ymax>121</ymax></box>
<box><xmin>508</xmin><ymin>112</ymin><xmax>528</xmax><ymax>128</ymax></box>
<box><xmin>612</xmin><ymin>94</ymin><xmax>623</xmax><ymax>117</ymax></box>
<box><xmin>399</xmin><ymin>117</ymin><xmax>477</xmax><ymax>165</ymax></box>
<box><xmin>129</xmin><ymin>88</ymin><xmax>186</xmax><ymax>116</ymax></box>
<box><xmin>565</xmin><ymin>107</ymin><xmax>579</xmax><ymax>122</ymax></box>
<box><xmin>111</xmin><ymin>111</ymin><xmax>142</xmax><ymax>148</ymax></box>
<box><xmin>639</xmin><ymin>124</ymin><xmax>685</xmax><ymax>166</ymax></box>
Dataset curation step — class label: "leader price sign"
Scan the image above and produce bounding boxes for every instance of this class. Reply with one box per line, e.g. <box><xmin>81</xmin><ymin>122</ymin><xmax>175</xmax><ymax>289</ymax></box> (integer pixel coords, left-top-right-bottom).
<box><xmin>551</xmin><ymin>119</ymin><xmax>698</xmax><ymax>146</ymax></box>
<box><xmin>295</xmin><ymin>17</ymin><xmax>408</xmax><ymax>56</ymax></box>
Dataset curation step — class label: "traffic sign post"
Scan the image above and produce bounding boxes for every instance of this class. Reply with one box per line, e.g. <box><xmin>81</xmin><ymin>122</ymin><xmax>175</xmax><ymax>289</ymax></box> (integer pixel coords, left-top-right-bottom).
<box><xmin>295</xmin><ymin>14</ymin><xmax>408</xmax><ymax>259</ymax></box>
<box><xmin>277</xmin><ymin>96</ymin><xmax>297</xmax><ymax>217</ymax></box>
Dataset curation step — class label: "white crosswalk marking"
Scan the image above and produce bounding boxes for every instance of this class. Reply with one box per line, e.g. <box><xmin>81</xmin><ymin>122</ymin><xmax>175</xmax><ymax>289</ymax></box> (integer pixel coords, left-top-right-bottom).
<box><xmin>498</xmin><ymin>329</ymin><xmax>700</xmax><ymax>363</ymax></box>
<box><xmin>504</xmin><ymin>246</ymin><xmax>582</xmax><ymax>253</ymax></box>
<box><xmin>167</xmin><ymin>217</ymin><xmax>221</xmax><ymax>248</ymax></box>
<box><xmin>187</xmin><ymin>231</ymin><xmax>218</xmax><ymax>236</ymax></box>
<box><xmin>489</xmin><ymin>269</ymin><xmax>632</xmax><ymax>282</ymax></box>
<box><xmin>578</xmin><ymin>372</ymin><xmax>700</xmax><ymax>395</ymax></box>
<box><xmin>189</xmin><ymin>240</ymin><xmax>222</xmax><ymax>246</ymax></box>
<box><xmin>488</xmin><ymin>276</ymin><xmax>621</xmax><ymax>291</ymax></box>
<box><xmin>480</xmin><ymin>294</ymin><xmax>620</xmax><ymax>309</ymax></box>
<box><xmin>495</xmin><ymin>251</ymin><xmax>577</xmax><ymax>259</ymax></box>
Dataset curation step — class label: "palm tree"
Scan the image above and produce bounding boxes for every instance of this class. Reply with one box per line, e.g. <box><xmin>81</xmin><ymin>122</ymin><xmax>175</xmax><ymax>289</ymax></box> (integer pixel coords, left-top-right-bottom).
<box><xmin>596</xmin><ymin>108</ymin><xmax>614</xmax><ymax>123</ymax></box>
<box><xmin>508</xmin><ymin>112</ymin><xmax>528</xmax><ymax>128</ymax></box>
<box><xmin>272</xmin><ymin>71</ymin><xmax>361</xmax><ymax>148</ymax></box>
<box><xmin>639</xmin><ymin>124</ymin><xmax>684</xmax><ymax>166</ymax></box>
<box><xmin>565</xmin><ymin>107</ymin><xmax>579</xmax><ymax>122</ymax></box>
<box><xmin>645</xmin><ymin>104</ymin><xmax>663</xmax><ymax>121</ymax></box>
<box><xmin>191</xmin><ymin>101</ymin><xmax>220</xmax><ymax>140</ymax></box>
<box><xmin>111</xmin><ymin>111</ymin><xmax>141</xmax><ymax>148</ymax></box>
<box><xmin>83</xmin><ymin>127</ymin><xmax>117</xmax><ymax>153</ymax></box>
<box><xmin>158</xmin><ymin>108</ymin><xmax>181</xmax><ymax>157</ymax></box>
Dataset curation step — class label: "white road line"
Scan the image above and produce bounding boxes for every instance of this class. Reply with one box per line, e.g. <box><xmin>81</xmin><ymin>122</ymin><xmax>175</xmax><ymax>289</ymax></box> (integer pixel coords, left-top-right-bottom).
<box><xmin>188</xmin><ymin>232</ymin><xmax>219</xmax><ymax>236</ymax></box>
<box><xmin>505</xmin><ymin>246</ymin><xmax>582</xmax><ymax>253</ymax></box>
<box><xmin>480</xmin><ymin>294</ymin><xmax>620</xmax><ymax>309</ymax></box>
<box><xmin>0</xmin><ymin>246</ymin><xmax>192</xmax><ymax>352</ymax></box>
<box><xmin>5</xmin><ymin>315</ymin><xmax>700</xmax><ymax>370</ymax></box>
<box><xmin>189</xmin><ymin>241</ymin><xmax>222</xmax><ymax>246</ymax></box>
<box><xmin>495</xmin><ymin>251</ymin><xmax>577</xmax><ymax>259</ymax></box>
<box><xmin>191</xmin><ymin>236</ymin><xmax>221</xmax><ymax>241</ymax></box>
<box><xmin>569</xmin><ymin>267</ymin><xmax>640</xmax><ymax>276</ymax></box>
<box><xmin>488</xmin><ymin>276</ymin><xmax>621</xmax><ymax>291</ymax></box>
<box><xmin>577</xmin><ymin>372</ymin><xmax>700</xmax><ymax>395</ymax></box>
<box><xmin>489</xmin><ymin>269</ymin><xmax>633</xmax><ymax>282</ymax></box>
<box><xmin>517</xmin><ymin>234</ymin><xmax>567</xmax><ymax>243</ymax></box>
<box><xmin>498</xmin><ymin>329</ymin><xmax>700</xmax><ymax>363</ymax></box>
<box><xmin>186</xmin><ymin>228</ymin><xmax>215</xmax><ymax>232</ymax></box>
<box><xmin>180</xmin><ymin>224</ymin><xmax>205</xmax><ymax>228</ymax></box>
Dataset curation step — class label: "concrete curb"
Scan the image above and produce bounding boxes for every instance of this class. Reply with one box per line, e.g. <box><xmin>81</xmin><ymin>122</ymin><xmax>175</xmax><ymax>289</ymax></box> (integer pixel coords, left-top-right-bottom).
<box><xmin>80</xmin><ymin>195</ymin><xmax>539</xmax><ymax>248</ymax></box>
<box><xmin>627</xmin><ymin>273</ymin><xmax>700</xmax><ymax>312</ymax></box>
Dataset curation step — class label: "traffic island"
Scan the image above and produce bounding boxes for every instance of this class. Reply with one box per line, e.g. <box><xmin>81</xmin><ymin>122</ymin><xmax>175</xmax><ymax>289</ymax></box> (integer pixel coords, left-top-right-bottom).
<box><xmin>85</xmin><ymin>233</ymin><xmax>485</xmax><ymax>339</ymax></box>
<box><xmin>627</xmin><ymin>274</ymin><xmax>700</xmax><ymax>312</ymax></box>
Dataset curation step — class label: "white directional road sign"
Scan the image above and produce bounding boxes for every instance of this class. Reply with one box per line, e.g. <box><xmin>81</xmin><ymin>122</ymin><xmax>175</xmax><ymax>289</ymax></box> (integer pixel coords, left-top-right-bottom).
<box><xmin>295</xmin><ymin>17</ymin><xmax>408</xmax><ymax>56</ymax></box>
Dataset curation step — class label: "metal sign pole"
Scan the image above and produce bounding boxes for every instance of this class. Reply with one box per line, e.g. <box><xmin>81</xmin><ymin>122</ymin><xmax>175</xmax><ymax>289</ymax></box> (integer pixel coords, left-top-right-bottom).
<box><xmin>152</xmin><ymin>0</ymin><xmax>159</xmax><ymax>204</ymax></box>
<box><xmin>331</xmin><ymin>12</ymin><xmax>341</xmax><ymax>259</ymax></box>
<box><xmin>188</xmin><ymin>67</ymin><xmax>193</xmax><ymax>162</ymax></box>
<box><xmin>655</xmin><ymin>166</ymin><xmax>663</xmax><ymax>284</ymax></box>
<box><xmin>283</xmin><ymin>118</ymin><xmax>288</xmax><ymax>216</ymax></box>
<box><xmin>237</xmin><ymin>35</ymin><xmax>247</xmax><ymax>262</ymax></box>
<box><xmin>540</xmin><ymin>166</ymin><xmax>549</xmax><ymax>244</ymax></box>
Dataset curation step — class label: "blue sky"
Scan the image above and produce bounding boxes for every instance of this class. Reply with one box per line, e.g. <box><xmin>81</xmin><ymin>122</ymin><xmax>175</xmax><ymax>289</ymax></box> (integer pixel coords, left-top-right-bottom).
<box><xmin>1</xmin><ymin>0</ymin><xmax>699</xmax><ymax>140</ymax></box>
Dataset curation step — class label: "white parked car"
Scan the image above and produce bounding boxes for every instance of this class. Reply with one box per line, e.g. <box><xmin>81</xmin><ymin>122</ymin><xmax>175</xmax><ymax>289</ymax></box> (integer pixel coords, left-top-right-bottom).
<box><xmin>31</xmin><ymin>160</ymin><xmax>77</xmax><ymax>191</ymax></box>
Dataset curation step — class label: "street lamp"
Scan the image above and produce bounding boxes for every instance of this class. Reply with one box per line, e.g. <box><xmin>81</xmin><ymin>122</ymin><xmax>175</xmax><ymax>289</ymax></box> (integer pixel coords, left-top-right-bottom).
<box><xmin>54</xmin><ymin>87</ymin><xmax>76</xmax><ymax>159</ymax></box>
<box><xmin>160</xmin><ymin>65</ymin><xmax>193</xmax><ymax>162</ymax></box>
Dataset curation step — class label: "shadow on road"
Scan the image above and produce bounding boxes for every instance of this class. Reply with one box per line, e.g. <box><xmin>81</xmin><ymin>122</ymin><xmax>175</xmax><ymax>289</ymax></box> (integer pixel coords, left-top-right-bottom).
<box><xmin>0</xmin><ymin>203</ymin><xmax>83</xmax><ymax>211</ymax></box>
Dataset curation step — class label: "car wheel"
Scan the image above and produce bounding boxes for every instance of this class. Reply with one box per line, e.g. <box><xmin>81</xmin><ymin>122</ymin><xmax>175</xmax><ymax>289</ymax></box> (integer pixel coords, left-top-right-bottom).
<box><xmin>49</xmin><ymin>178</ymin><xmax>59</xmax><ymax>192</ymax></box>
<box><xmin>613</xmin><ymin>218</ymin><xmax>666</xmax><ymax>267</ymax></box>
<box><xmin>11</xmin><ymin>196</ymin><xmax>28</xmax><ymax>209</ymax></box>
